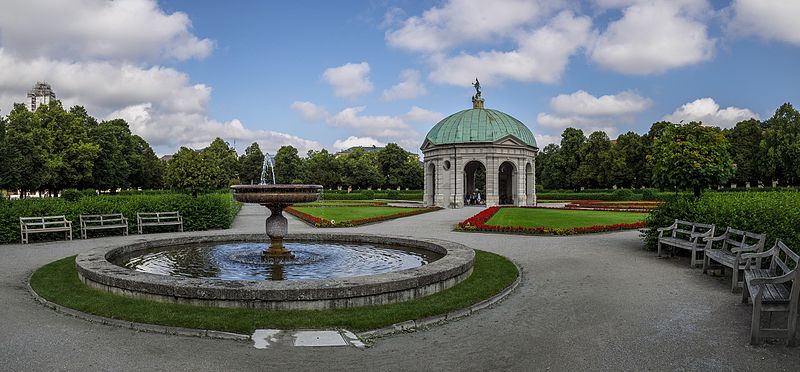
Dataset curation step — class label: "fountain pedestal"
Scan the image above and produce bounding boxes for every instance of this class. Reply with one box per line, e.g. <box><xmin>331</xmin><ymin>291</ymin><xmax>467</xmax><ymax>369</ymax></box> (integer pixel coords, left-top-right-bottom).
<box><xmin>264</xmin><ymin>204</ymin><xmax>293</xmax><ymax>259</ymax></box>
<box><xmin>230</xmin><ymin>184</ymin><xmax>323</xmax><ymax>260</ymax></box>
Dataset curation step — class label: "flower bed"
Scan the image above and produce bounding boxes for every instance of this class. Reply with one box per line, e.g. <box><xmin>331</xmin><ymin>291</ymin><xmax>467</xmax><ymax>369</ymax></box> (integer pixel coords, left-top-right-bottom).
<box><xmin>286</xmin><ymin>206</ymin><xmax>440</xmax><ymax>227</ymax></box>
<box><xmin>562</xmin><ymin>201</ymin><xmax>657</xmax><ymax>212</ymax></box>
<box><xmin>456</xmin><ymin>206</ymin><xmax>646</xmax><ymax>235</ymax></box>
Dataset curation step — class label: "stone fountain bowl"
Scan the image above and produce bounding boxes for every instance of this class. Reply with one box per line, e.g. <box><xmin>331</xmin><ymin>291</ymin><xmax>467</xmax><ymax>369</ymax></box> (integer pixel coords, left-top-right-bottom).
<box><xmin>230</xmin><ymin>184</ymin><xmax>323</xmax><ymax>204</ymax></box>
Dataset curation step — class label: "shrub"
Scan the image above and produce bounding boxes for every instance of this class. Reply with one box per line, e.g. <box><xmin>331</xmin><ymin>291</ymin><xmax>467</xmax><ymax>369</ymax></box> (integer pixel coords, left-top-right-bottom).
<box><xmin>643</xmin><ymin>191</ymin><xmax>800</xmax><ymax>253</ymax></box>
<box><xmin>386</xmin><ymin>190</ymin><xmax>400</xmax><ymax>199</ymax></box>
<box><xmin>362</xmin><ymin>190</ymin><xmax>375</xmax><ymax>200</ymax></box>
<box><xmin>612</xmin><ymin>189</ymin><xmax>633</xmax><ymax>199</ymax></box>
<box><xmin>60</xmin><ymin>189</ymin><xmax>83</xmax><ymax>202</ymax></box>
<box><xmin>0</xmin><ymin>193</ymin><xmax>240</xmax><ymax>244</ymax></box>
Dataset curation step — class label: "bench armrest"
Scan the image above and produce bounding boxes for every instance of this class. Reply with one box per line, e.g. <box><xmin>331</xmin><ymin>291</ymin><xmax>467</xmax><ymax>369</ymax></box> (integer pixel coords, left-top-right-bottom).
<box><xmin>749</xmin><ymin>271</ymin><xmax>796</xmax><ymax>286</ymax></box>
<box><xmin>703</xmin><ymin>234</ymin><xmax>726</xmax><ymax>243</ymax></box>
<box><xmin>740</xmin><ymin>247</ymin><xmax>776</xmax><ymax>260</ymax></box>
<box><xmin>731</xmin><ymin>246</ymin><xmax>759</xmax><ymax>254</ymax></box>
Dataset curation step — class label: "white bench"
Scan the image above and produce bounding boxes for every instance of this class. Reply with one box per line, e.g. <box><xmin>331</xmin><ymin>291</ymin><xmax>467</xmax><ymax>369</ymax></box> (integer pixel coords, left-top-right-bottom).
<box><xmin>19</xmin><ymin>216</ymin><xmax>73</xmax><ymax>244</ymax></box>
<box><xmin>702</xmin><ymin>227</ymin><xmax>766</xmax><ymax>292</ymax></box>
<box><xmin>79</xmin><ymin>213</ymin><xmax>128</xmax><ymax>239</ymax></box>
<box><xmin>137</xmin><ymin>212</ymin><xmax>183</xmax><ymax>234</ymax></box>
<box><xmin>657</xmin><ymin>219</ymin><xmax>715</xmax><ymax>267</ymax></box>
<box><xmin>741</xmin><ymin>240</ymin><xmax>799</xmax><ymax>346</ymax></box>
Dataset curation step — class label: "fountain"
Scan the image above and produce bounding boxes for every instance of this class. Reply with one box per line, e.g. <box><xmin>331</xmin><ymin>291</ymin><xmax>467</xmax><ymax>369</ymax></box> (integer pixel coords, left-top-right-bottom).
<box><xmin>230</xmin><ymin>154</ymin><xmax>322</xmax><ymax>260</ymax></box>
<box><xmin>75</xmin><ymin>154</ymin><xmax>475</xmax><ymax>310</ymax></box>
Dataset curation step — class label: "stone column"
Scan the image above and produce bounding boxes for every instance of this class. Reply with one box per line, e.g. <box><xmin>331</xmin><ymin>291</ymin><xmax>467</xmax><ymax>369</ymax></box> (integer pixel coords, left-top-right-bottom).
<box><xmin>515</xmin><ymin>158</ymin><xmax>525</xmax><ymax>207</ymax></box>
<box><xmin>532</xmin><ymin>156</ymin><xmax>537</xmax><ymax>206</ymax></box>
<box><xmin>486</xmin><ymin>155</ymin><xmax>499</xmax><ymax>207</ymax></box>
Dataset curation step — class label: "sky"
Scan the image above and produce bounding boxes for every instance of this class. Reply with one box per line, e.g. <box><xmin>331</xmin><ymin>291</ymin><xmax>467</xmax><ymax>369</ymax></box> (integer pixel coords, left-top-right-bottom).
<box><xmin>1</xmin><ymin>0</ymin><xmax>799</xmax><ymax>156</ymax></box>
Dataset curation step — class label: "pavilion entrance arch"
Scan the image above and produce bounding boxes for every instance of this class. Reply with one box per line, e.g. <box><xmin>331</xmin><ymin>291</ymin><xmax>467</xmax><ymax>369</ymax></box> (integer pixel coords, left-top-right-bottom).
<box><xmin>498</xmin><ymin>161</ymin><xmax>516</xmax><ymax>205</ymax></box>
<box><xmin>463</xmin><ymin>160</ymin><xmax>486</xmax><ymax>206</ymax></box>
<box><xmin>425</xmin><ymin>162</ymin><xmax>436</xmax><ymax>206</ymax></box>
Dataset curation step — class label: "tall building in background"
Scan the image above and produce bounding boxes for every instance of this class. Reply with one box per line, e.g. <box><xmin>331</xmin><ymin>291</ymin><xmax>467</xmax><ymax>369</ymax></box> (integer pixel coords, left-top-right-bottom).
<box><xmin>27</xmin><ymin>82</ymin><xmax>56</xmax><ymax>111</ymax></box>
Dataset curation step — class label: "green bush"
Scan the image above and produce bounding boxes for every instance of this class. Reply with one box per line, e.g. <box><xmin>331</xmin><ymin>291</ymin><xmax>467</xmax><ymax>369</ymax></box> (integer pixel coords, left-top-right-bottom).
<box><xmin>386</xmin><ymin>190</ymin><xmax>400</xmax><ymax>199</ymax></box>
<box><xmin>362</xmin><ymin>190</ymin><xmax>375</xmax><ymax>200</ymax></box>
<box><xmin>612</xmin><ymin>189</ymin><xmax>633</xmax><ymax>199</ymax></box>
<box><xmin>60</xmin><ymin>189</ymin><xmax>83</xmax><ymax>202</ymax></box>
<box><xmin>643</xmin><ymin>191</ymin><xmax>800</xmax><ymax>253</ymax></box>
<box><xmin>0</xmin><ymin>193</ymin><xmax>241</xmax><ymax>244</ymax></box>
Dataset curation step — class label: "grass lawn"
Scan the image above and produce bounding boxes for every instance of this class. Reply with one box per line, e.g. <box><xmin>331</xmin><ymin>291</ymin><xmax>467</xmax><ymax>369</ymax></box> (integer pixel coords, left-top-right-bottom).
<box><xmin>291</xmin><ymin>206</ymin><xmax>427</xmax><ymax>222</ymax></box>
<box><xmin>486</xmin><ymin>208</ymin><xmax>645</xmax><ymax>229</ymax></box>
<box><xmin>30</xmin><ymin>250</ymin><xmax>516</xmax><ymax>333</ymax></box>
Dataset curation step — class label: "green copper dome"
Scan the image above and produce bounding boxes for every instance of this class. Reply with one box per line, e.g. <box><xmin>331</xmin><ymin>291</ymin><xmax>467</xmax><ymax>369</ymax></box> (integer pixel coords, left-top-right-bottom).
<box><xmin>424</xmin><ymin>108</ymin><xmax>537</xmax><ymax>148</ymax></box>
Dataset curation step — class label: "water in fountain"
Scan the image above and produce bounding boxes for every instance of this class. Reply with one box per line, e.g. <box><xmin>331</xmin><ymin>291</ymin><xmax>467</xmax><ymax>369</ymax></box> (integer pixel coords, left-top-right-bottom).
<box><xmin>260</xmin><ymin>153</ymin><xmax>277</xmax><ymax>185</ymax></box>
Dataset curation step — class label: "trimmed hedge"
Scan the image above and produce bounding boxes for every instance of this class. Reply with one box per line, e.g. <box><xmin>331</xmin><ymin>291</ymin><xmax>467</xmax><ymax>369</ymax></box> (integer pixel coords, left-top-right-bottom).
<box><xmin>643</xmin><ymin>191</ymin><xmax>800</xmax><ymax>253</ymax></box>
<box><xmin>0</xmin><ymin>193</ymin><xmax>240</xmax><ymax>244</ymax></box>
<box><xmin>538</xmin><ymin>191</ymin><xmax>673</xmax><ymax>201</ymax></box>
<box><xmin>321</xmin><ymin>190</ymin><xmax>423</xmax><ymax>201</ymax></box>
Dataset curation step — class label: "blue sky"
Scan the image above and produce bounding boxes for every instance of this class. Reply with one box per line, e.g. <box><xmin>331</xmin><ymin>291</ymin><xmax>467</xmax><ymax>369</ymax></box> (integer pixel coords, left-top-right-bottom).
<box><xmin>1</xmin><ymin>0</ymin><xmax>799</xmax><ymax>155</ymax></box>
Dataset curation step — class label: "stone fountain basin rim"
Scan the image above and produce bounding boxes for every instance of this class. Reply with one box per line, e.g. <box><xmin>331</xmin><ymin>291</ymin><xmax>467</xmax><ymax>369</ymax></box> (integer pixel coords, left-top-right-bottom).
<box><xmin>230</xmin><ymin>184</ymin><xmax>323</xmax><ymax>191</ymax></box>
<box><xmin>75</xmin><ymin>233</ymin><xmax>474</xmax><ymax>302</ymax></box>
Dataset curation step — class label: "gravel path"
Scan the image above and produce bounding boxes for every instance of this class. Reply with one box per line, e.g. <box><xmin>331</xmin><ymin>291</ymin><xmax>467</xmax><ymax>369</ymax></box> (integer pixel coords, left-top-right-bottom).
<box><xmin>1</xmin><ymin>203</ymin><xmax>798</xmax><ymax>371</ymax></box>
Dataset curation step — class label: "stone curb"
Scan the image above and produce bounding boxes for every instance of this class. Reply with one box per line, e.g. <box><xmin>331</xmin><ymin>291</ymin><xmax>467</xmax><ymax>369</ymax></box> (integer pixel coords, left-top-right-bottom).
<box><xmin>27</xmin><ymin>258</ymin><xmax>521</xmax><ymax>345</ymax></box>
<box><xmin>26</xmin><ymin>279</ymin><xmax>250</xmax><ymax>342</ymax></box>
<box><xmin>357</xmin><ymin>261</ymin><xmax>522</xmax><ymax>340</ymax></box>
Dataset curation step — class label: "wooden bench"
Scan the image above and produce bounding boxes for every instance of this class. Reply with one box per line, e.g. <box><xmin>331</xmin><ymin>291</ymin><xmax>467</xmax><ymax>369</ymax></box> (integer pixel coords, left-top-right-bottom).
<box><xmin>740</xmin><ymin>240</ymin><xmax>799</xmax><ymax>346</ymax></box>
<box><xmin>657</xmin><ymin>219</ymin><xmax>715</xmax><ymax>267</ymax></box>
<box><xmin>137</xmin><ymin>212</ymin><xmax>183</xmax><ymax>234</ymax></box>
<box><xmin>702</xmin><ymin>227</ymin><xmax>766</xmax><ymax>292</ymax></box>
<box><xmin>19</xmin><ymin>216</ymin><xmax>73</xmax><ymax>244</ymax></box>
<box><xmin>79</xmin><ymin>213</ymin><xmax>128</xmax><ymax>239</ymax></box>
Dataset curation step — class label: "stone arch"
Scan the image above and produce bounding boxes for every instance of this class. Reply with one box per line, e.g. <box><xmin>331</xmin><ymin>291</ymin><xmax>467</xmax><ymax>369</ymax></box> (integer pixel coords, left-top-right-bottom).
<box><xmin>525</xmin><ymin>162</ymin><xmax>534</xmax><ymax>205</ymax></box>
<box><xmin>426</xmin><ymin>162</ymin><xmax>436</xmax><ymax>206</ymax></box>
<box><xmin>463</xmin><ymin>160</ymin><xmax>487</xmax><ymax>206</ymax></box>
<box><xmin>498</xmin><ymin>161</ymin><xmax>517</xmax><ymax>205</ymax></box>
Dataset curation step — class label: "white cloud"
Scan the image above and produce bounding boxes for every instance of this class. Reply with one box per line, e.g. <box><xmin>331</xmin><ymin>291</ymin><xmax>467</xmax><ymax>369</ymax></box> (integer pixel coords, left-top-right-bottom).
<box><xmin>728</xmin><ymin>0</ymin><xmax>800</xmax><ymax>45</ymax></box>
<box><xmin>589</xmin><ymin>0</ymin><xmax>715</xmax><ymax>74</ymax></box>
<box><xmin>329</xmin><ymin>106</ymin><xmax>413</xmax><ymax>139</ymax></box>
<box><xmin>322</xmin><ymin>62</ymin><xmax>373</xmax><ymax>99</ymax></box>
<box><xmin>662</xmin><ymin>98</ymin><xmax>759</xmax><ymax>128</ymax></box>
<box><xmin>0</xmin><ymin>49</ymin><xmax>209</xmax><ymax>115</ymax></box>
<box><xmin>290</xmin><ymin>101</ymin><xmax>330</xmax><ymax>122</ymax></box>
<box><xmin>404</xmin><ymin>106</ymin><xmax>444</xmax><ymax>123</ymax></box>
<box><xmin>332</xmin><ymin>136</ymin><xmax>386</xmax><ymax>151</ymax></box>
<box><xmin>428</xmin><ymin>11</ymin><xmax>592</xmax><ymax>85</ymax></box>
<box><xmin>385</xmin><ymin>0</ymin><xmax>548</xmax><ymax>52</ymax></box>
<box><xmin>534</xmin><ymin>134</ymin><xmax>561</xmax><ymax>148</ymax></box>
<box><xmin>0</xmin><ymin>1</ymin><xmax>321</xmax><ymax>157</ymax></box>
<box><xmin>383</xmin><ymin>69</ymin><xmax>428</xmax><ymax>101</ymax></box>
<box><xmin>550</xmin><ymin>90</ymin><xmax>651</xmax><ymax>116</ymax></box>
<box><xmin>0</xmin><ymin>0</ymin><xmax>212</xmax><ymax>62</ymax></box>
<box><xmin>109</xmin><ymin>104</ymin><xmax>322</xmax><ymax>155</ymax></box>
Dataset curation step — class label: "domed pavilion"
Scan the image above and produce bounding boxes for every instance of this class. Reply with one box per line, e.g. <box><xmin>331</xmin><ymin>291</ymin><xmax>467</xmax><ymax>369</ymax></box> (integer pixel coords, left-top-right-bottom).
<box><xmin>421</xmin><ymin>80</ymin><xmax>539</xmax><ymax>208</ymax></box>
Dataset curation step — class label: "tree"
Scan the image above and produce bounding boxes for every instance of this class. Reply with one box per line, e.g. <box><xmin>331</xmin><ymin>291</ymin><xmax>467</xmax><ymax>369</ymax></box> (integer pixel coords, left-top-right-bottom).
<box><xmin>761</xmin><ymin>103</ymin><xmax>800</xmax><ymax>186</ymax></box>
<box><xmin>399</xmin><ymin>157</ymin><xmax>424</xmax><ymax>189</ymax></box>
<box><xmin>273</xmin><ymin>145</ymin><xmax>304</xmax><ymax>184</ymax></box>
<box><xmin>605</xmin><ymin>132</ymin><xmax>647</xmax><ymax>188</ymax></box>
<box><xmin>4</xmin><ymin>103</ymin><xmax>50</xmax><ymax>194</ymax></box>
<box><xmin>559</xmin><ymin>128</ymin><xmax>586</xmax><ymax>190</ymax></box>
<box><xmin>128</xmin><ymin>135</ymin><xmax>163</xmax><ymax>189</ymax></box>
<box><xmin>575</xmin><ymin>131</ymin><xmax>611</xmax><ymax>188</ymax></box>
<box><xmin>725</xmin><ymin>118</ymin><xmax>764</xmax><ymax>186</ymax></box>
<box><xmin>238</xmin><ymin>142</ymin><xmax>264</xmax><ymax>185</ymax></box>
<box><xmin>538</xmin><ymin>144</ymin><xmax>566</xmax><ymax>189</ymax></box>
<box><xmin>90</xmin><ymin>119</ymin><xmax>132</xmax><ymax>192</ymax></box>
<box><xmin>203</xmin><ymin>138</ymin><xmax>239</xmax><ymax>188</ymax></box>
<box><xmin>648</xmin><ymin>122</ymin><xmax>734</xmax><ymax>197</ymax></box>
<box><xmin>302</xmin><ymin>149</ymin><xmax>341</xmax><ymax>188</ymax></box>
<box><xmin>377</xmin><ymin>143</ymin><xmax>409</xmax><ymax>188</ymax></box>
<box><xmin>164</xmin><ymin>147</ymin><xmax>220</xmax><ymax>196</ymax></box>
<box><xmin>340</xmin><ymin>148</ymin><xmax>383</xmax><ymax>188</ymax></box>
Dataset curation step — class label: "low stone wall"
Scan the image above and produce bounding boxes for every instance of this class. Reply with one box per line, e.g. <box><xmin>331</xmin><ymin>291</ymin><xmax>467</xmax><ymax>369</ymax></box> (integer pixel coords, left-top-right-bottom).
<box><xmin>75</xmin><ymin>233</ymin><xmax>475</xmax><ymax>310</ymax></box>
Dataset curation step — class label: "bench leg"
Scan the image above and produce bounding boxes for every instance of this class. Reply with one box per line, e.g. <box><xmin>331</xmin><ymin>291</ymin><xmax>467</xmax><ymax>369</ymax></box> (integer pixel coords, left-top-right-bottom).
<box><xmin>657</xmin><ymin>241</ymin><xmax>662</xmax><ymax>257</ymax></box>
<box><xmin>788</xmin><ymin>302</ymin><xmax>799</xmax><ymax>347</ymax></box>
<box><xmin>741</xmin><ymin>282</ymin><xmax>750</xmax><ymax>304</ymax></box>
<box><xmin>702</xmin><ymin>254</ymin><xmax>709</xmax><ymax>274</ymax></box>
<box><xmin>751</xmin><ymin>300</ymin><xmax>762</xmax><ymax>345</ymax></box>
<box><xmin>731</xmin><ymin>268</ymin><xmax>739</xmax><ymax>293</ymax></box>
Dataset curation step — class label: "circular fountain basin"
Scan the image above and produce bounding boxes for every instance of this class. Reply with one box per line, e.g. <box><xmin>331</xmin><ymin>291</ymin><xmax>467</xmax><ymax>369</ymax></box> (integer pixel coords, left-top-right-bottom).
<box><xmin>230</xmin><ymin>184</ymin><xmax>322</xmax><ymax>204</ymax></box>
<box><xmin>76</xmin><ymin>233</ymin><xmax>474</xmax><ymax>310</ymax></box>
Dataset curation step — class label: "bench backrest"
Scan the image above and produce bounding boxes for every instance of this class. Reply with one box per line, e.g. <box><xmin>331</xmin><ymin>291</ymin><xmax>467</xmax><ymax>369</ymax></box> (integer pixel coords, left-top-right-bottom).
<box><xmin>137</xmin><ymin>212</ymin><xmax>181</xmax><ymax>223</ymax></box>
<box><xmin>673</xmin><ymin>219</ymin><xmax>714</xmax><ymax>240</ymax></box>
<box><xmin>719</xmin><ymin>227</ymin><xmax>766</xmax><ymax>253</ymax></box>
<box><xmin>80</xmin><ymin>213</ymin><xmax>127</xmax><ymax>226</ymax></box>
<box><xmin>20</xmin><ymin>216</ymin><xmax>70</xmax><ymax>228</ymax></box>
<box><xmin>768</xmin><ymin>240</ymin><xmax>800</xmax><ymax>278</ymax></box>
